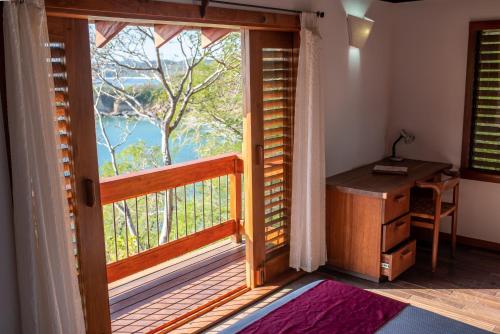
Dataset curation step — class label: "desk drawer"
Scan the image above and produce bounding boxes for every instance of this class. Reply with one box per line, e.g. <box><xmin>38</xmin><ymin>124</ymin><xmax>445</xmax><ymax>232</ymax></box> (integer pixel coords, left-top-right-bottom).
<box><xmin>381</xmin><ymin>239</ymin><xmax>416</xmax><ymax>281</ymax></box>
<box><xmin>384</xmin><ymin>189</ymin><xmax>410</xmax><ymax>223</ymax></box>
<box><xmin>382</xmin><ymin>214</ymin><xmax>411</xmax><ymax>252</ymax></box>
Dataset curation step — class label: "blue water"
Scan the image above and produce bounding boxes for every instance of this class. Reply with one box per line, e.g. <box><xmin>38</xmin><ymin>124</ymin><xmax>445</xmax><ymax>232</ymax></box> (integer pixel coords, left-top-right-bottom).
<box><xmin>96</xmin><ymin>116</ymin><xmax>198</xmax><ymax>168</ymax></box>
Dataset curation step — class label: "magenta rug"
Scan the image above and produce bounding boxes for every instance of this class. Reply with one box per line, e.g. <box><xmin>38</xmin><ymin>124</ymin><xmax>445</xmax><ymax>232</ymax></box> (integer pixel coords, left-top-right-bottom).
<box><xmin>237</xmin><ymin>280</ymin><xmax>407</xmax><ymax>334</ymax></box>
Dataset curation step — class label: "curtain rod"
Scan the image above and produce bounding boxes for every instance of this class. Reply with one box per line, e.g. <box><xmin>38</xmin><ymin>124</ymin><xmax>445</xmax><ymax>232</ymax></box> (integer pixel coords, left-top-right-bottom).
<box><xmin>209</xmin><ymin>0</ymin><xmax>325</xmax><ymax>18</ymax></box>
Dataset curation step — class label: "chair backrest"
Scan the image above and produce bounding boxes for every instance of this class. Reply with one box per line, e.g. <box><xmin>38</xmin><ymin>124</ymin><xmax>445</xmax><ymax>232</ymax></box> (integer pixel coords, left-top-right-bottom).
<box><xmin>415</xmin><ymin>173</ymin><xmax>460</xmax><ymax>196</ymax></box>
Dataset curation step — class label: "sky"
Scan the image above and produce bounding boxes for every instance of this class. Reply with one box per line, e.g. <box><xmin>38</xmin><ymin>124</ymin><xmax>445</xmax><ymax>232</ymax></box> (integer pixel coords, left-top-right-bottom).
<box><xmin>90</xmin><ymin>23</ymin><xmax>187</xmax><ymax>61</ymax></box>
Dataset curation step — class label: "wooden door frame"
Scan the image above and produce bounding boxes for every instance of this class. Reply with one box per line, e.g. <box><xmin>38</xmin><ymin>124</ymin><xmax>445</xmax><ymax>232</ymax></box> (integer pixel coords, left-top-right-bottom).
<box><xmin>43</xmin><ymin>2</ymin><xmax>301</xmax><ymax>329</ymax></box>
<box><xmin>242</xmin><ymin>30</ymin><xmax>266</xmax><ymax>288</ymax></box>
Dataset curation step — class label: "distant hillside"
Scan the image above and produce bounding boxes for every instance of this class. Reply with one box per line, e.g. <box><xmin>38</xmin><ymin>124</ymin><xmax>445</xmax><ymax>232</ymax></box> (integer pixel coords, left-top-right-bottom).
<box><xmin>95</xmin><ymin>58</ymin><xmax>187</xmax><ymax>79</ymax></box>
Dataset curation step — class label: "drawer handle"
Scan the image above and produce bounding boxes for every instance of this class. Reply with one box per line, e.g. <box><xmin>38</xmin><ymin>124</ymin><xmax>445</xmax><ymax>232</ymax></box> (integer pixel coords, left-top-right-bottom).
<box><xmin>400</xmin><ymin>248</ymin><xmax>412</xmax><ymax>258</ymax></box>
<box><xmin>395</xmin><ymin>194</ymin><xmax>406</xmax><ymax>203</ymax></box>
<box><xmin>395</xmin><ymin>220</ymin><xmax>406</xmax><ymax>228</ymax></box>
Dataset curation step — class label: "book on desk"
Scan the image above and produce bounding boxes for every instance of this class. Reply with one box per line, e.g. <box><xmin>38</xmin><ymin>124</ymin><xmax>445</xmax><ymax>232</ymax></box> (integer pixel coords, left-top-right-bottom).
<box><xmin>372</xmin><ymin>164</ymin><xmax>409</xmax><ymax>175</ymax></box>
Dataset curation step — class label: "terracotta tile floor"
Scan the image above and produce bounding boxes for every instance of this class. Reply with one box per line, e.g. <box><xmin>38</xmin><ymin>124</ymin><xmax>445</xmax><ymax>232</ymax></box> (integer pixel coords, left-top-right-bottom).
<box><xmin>109</xmin><ymin>240</ymin><xmax>246</xmax><ymax>333</ymax></box>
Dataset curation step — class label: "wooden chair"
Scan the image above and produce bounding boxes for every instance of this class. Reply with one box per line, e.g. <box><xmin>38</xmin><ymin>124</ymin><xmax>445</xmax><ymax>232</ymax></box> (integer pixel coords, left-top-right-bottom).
<box><xmin>410</xmin><ymin>171</ymin><xmax>460</xmax><ymax>272</ymax></box>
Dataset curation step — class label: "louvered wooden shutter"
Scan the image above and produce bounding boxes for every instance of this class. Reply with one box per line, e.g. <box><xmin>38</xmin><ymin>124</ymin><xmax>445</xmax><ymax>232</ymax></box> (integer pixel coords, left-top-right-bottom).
<box><xmin>465</xmin><ymin>27</ymin><xmax>500</xmax><ymax>173</ymax></box>
<box><xmin>49</xmin><ymin>33</ymin><xmax>79</xmax><ymax>265</ymax></box>
<box><xmin>47</xmin><ymin>16</ymin><xmax>111</xmax><ymax>333</ymax></box>
<box><xmin>263</xmin><ymin>47</ymin><xmax>296</xmax><ymax>254</ymax></box>
<box><xmin>243</xmin><ymin>30</ymin><xmax>298</xmax><ymax>288</ymax></box>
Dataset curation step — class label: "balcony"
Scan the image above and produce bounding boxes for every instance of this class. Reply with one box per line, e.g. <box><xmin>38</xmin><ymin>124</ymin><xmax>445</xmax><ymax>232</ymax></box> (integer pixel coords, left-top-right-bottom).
<box><xmin>99</xmin><ymin>153</ymin><xmax>246</xmax><ymax>333</ymax></box>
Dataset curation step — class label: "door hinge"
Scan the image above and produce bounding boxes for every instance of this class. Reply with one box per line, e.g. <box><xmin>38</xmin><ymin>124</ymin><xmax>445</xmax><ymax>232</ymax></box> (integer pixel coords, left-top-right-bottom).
<box><xmin>381</xmin><ymin>262</ymin><xmax>390</xmax><ymax>269</ymax></box>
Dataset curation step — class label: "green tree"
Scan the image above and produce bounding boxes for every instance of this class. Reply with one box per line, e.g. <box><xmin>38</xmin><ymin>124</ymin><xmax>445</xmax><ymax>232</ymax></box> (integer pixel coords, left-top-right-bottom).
<box><xmin>92</xmin><ymin>26</ymin><xmax>242</xmax><ymax>244</ymax></box>
<box><xmin>99</xmin><ymin>142</ymin><xmax>231</xmax><ymax>262</ymax></box>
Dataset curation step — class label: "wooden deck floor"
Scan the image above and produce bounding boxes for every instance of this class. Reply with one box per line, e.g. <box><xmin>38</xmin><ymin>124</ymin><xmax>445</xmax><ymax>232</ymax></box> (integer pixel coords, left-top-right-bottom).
<box><xmin>108</xmin><ymin>239</ymin><xmax>246</xmax><ymax>334</ymax></box>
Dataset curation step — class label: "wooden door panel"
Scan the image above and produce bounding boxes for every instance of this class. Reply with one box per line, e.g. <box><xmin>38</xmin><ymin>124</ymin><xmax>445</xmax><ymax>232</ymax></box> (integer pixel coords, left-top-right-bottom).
<box><xmin>48</xmin><ymin>16</ymin><xmax>111</xmax><ymax>334</ymax></box>
<box><xmin>243</xmin><ymin>30</ymin><xmax>297</xmax><ymax>287</ymax></box>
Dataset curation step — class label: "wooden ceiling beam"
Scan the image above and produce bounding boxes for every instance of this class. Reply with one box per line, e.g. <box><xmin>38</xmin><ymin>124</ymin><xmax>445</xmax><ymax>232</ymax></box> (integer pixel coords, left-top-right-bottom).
<box><xmin>45</xmin><ymin>0</ymin><xmax>300</xmax><ymax>32</ymax></box>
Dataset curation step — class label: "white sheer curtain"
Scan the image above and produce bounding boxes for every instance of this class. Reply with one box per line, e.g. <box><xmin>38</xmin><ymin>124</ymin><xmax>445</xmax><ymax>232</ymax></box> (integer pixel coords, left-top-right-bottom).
<box><xmin>0</xmin><ymin>97</ymin><xmax>21</xmax><ymax>332</ymax></box>
<box><xmin>290</xmin><ymin>13</ymin><xmax>326</xmax><ymax>272</ymax></box>
<box><xmin>3</xmin><ymin>1</ymin><xmax>86</xmax><ymax>333</ymax></box>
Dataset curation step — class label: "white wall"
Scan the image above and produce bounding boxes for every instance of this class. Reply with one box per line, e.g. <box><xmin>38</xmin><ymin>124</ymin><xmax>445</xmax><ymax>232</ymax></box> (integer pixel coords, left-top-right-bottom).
<box><xmin>387</xmin><ymin>0</ymin><xmax>500</xmax><ymax>243</ymax></box>
<box><xmin>319</xmin><ymin>0</ymin><xmax>394</xmax><ymax>175</ymax></box>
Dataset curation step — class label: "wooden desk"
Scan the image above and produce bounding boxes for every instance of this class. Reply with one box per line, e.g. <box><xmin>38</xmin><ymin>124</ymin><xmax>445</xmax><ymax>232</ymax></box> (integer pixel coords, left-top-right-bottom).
<box><xmin>325</xmin><ymin>159</ymin><xmax>452</xmax><ymax>282</ymax></box>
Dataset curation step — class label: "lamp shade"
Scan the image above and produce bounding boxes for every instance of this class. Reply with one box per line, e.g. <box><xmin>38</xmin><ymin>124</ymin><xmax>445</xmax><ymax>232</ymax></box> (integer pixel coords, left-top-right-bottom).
<box><xmin>347</xmin><ymin>15</ymin><xmax>374</xmax><ymax>49</ymax></box>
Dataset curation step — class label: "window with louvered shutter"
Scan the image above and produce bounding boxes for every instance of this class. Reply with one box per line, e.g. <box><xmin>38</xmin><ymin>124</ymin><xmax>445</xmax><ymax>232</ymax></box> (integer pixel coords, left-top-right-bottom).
<box><xmin>462</xmin><ymin>21</ymin><xmax>500</xmax><ymax>183</ymax></box>
<box><xmin>263</xmin><ymin>48</ymin><xmax>296</xmax><ymax>255</ymax></box>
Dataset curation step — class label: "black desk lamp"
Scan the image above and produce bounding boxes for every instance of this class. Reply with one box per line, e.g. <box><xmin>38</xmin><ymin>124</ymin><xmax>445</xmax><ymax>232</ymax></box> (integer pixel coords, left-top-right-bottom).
<box><xmin>391</xmin><ymin>129</ymin><xmax>415</xmax><ymax>161</ymax></box>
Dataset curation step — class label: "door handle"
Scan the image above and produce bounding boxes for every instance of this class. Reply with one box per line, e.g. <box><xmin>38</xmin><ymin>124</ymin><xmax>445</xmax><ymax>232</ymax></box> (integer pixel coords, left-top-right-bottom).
<box><xmin>83</xmin><ymin>178</ymin><xmax>96</xmax><ymax>207</ymax></box>
<box><xmin>395</xmin><ymin>220</ymin><xmax>406</xmax><ymax>228</ymax></box>
<box><xmin>400</xmin><ymin>248</ymin><xmax>412</xmax><ymax>258</ymax></box>
<box><xmin>256</xmin><ymin>144</ymin><xmax>264</xmax><ymax>166</ymax></box>
<box><xmin>395</xmin><ymin>194</ymin><xmax>406</xmax><ymax>203</ymax></box>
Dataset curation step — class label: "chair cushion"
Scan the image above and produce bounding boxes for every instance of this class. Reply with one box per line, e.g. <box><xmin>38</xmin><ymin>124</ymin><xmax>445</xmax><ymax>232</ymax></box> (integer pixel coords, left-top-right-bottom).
<box><xmin>410</xmin><ymin>197</ymin><xmax>455</xmax><ymax>219</ymax></box>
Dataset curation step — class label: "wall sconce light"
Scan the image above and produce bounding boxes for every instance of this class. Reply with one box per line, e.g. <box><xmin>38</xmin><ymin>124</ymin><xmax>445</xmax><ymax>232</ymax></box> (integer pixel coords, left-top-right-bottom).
<box><xmin>347</xmin><ymin>15</ymin><xmax>374</xmax><ymax>49</ymax></box>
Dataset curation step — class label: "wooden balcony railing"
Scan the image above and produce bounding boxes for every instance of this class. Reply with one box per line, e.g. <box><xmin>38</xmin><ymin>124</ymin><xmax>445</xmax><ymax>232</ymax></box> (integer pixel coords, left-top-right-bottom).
<box><xmin>100</xmin><ymin>153</ymin><xmax>244</xmax><ymax>283</ymax></box>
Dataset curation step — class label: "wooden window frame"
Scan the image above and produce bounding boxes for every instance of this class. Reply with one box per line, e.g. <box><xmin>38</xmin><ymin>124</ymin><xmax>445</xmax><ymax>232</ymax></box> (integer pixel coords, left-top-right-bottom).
<box><xmin>461</xmin><ymin>20</ymin><xmax>500</xmax><ymax>183</ymax></box>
